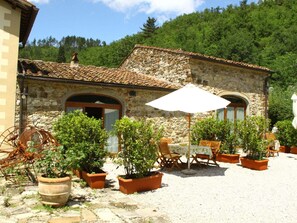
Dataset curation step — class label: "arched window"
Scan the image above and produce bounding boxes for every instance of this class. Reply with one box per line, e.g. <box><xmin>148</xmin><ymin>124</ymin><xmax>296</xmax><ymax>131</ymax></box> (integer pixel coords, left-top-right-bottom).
<box><xmin>217</xmin><ymin>96</ymin><xmax>246</xmax><ymax>122</ymax></box>
<box><xmin>65</xmin><ymin>94</ymin><xmax>122</xmax><ymax>153</ymax></box>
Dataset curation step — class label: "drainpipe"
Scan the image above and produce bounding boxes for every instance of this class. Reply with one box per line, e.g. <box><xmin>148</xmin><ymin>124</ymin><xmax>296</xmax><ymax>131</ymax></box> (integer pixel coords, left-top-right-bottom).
<box><xmin>18</xmin><ymin>75</ymin><xmax>28</xmax><ymax>135</ymax></box>
<box><xmin>264</xmin><ymin>76</ymin><xmax>270</xmax><ymax>122</ymax></box>
<box><xmin>18</xmin><ymin>76</ymin><xmax>24</xmax><ymax>135</ymax></box>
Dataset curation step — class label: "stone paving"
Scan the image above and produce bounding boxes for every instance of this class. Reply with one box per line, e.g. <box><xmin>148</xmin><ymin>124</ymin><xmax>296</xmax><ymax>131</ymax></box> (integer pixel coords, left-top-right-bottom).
<box><xmin>0</xmin><ymin>177</ymin><xmax>170</xmax><ymax>223</ymax></box>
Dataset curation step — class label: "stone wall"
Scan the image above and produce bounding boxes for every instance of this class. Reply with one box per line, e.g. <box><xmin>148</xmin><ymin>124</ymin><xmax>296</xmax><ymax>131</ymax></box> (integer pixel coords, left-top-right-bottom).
<box><xmin>15</xmin><ymin>80</ymin><xmax>191</xmax><ymax>142</ymax></box>
<box><xmin>16</xmin><ymin>80</ymin><xmax>200</xmax><ymax>142</ymax></box>
<box><xmin>122</xmin><ymin>48</ymin><xmax>192</xmax><ymax>86</ymax></box>
<box><xmin>121</xmin><ymin>47</ymin><xmax>269</xmax><ymax>117</ymax></box>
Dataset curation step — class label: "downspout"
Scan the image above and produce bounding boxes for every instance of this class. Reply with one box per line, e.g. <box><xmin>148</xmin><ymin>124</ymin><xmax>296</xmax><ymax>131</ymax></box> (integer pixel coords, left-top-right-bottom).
<box><xmin>17</xmin><ymin>61</ymin><xmax>28</xmax><ymax>135</ymax></box>
<box><xmin>18</xmin><ymin>75</ymin><xmax>25</xmax><ymax>135</ymax></box>
<box><xmin>264</xmin><ymin>76</ymin><xmax>270</xmax><ymax>121</ymax></box>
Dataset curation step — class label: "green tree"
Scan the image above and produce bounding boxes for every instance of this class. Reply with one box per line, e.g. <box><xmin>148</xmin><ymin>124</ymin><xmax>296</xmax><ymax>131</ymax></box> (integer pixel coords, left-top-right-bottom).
<box><xmin>268</xmin><ymin>85</ymin><xmax>296</xmax><ymax>126</ymax></box>
<box><xmin>56</xmin><ymin>45</ymin><xmax>66</xmax><ymax>63</ymax></box>
<box><xmin>140</xmin><ymin>17</ymin><xmax>159</xmax><ymax>38</ymax></box>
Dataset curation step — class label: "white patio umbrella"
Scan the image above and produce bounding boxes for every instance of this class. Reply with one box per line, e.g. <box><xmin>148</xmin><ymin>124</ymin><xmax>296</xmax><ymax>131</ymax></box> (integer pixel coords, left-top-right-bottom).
<box><xmin>146</xmin><ymin>83</ymin><xmax>230</xmax><ymax>173</ymax></box>
<box><xmin>291</xmin><ymin>93</ymin><xmax>297</xmax><ymax>129</ymax></box>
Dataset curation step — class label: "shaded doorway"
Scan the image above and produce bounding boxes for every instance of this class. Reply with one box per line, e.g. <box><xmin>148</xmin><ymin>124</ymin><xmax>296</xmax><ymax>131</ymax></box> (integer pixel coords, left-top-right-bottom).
<box><xmin>65</xmin><ymin>94</ymin><xmax>122</xmax><ymax>153</ymax></box>
<box><xmin>85</xmin><ymin>107</ymin><xmax>103</xmax><ymax>119</ymax></box>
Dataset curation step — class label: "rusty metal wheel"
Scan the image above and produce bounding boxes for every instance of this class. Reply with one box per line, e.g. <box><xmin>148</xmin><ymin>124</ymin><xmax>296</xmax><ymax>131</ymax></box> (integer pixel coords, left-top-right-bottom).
<box><xmin>0</xmin><ymin>125</ymin><xmax>58</xmax><ymax>183</ymax></box>
<box><xmin>0</xmin><ymin>126</ymin><xmax>19</xmax><ymax>153</ymax></box>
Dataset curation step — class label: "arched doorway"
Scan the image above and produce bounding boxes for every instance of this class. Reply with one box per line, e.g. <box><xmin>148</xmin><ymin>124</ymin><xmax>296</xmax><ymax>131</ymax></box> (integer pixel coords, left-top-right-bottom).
<box><xmin>217</xmin><ymin>95</ymin><xmax>247</xmax><ymax>122</ymax></box>
<box><xmin>65</xmin><ymin>94</ymin><xmax>122</xmax><ymax>153</ymax></box>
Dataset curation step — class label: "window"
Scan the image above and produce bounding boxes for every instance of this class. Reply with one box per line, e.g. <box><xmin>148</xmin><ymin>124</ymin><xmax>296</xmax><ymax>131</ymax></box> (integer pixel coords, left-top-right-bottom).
<box><xmin>65</xmin><ymin>94</ymin><xmax>122</xmax><ymax>153</ymax></box>
<box><xmin>217</xmin><ymin>96</ymin><xmax>246</xmax><ymax>122</ymax></box>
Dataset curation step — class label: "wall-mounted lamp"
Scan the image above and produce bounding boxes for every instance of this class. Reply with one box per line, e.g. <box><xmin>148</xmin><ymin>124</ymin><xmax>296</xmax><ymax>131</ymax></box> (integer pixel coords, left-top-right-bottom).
<box><xmin>21</xmin><ymin>86</ymin><xmax>28</xmax><ymax>99</ymax></box>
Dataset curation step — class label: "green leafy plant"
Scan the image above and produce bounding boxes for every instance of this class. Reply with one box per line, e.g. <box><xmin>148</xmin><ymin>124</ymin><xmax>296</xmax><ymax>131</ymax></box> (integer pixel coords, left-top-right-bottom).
<box><xmin>113</xmin><ymin>116</ymin><xmax>163</xmax><ymax>178</ymax></box>
<box><xmin>191</xmin><ymin>117</ymin><xmax>220</xmax><ymax>144</ymax></box>
<box><xmin>32</xmin><ymin>144</ymin><xmax>72</xmax><ymax>178</ymax></box>
<box><xmin>53</xmin><ymin>110</ymin><xmax>108</xmax><ymax>173</ymax></box>
<box><xmin>216</xmin><ymin>120</ymin><xmax>239</xmax><ymax>155</ymax></box>
<box><xmin>275</xmin><ymin>120</ymin><xmax>297</xmax><ymax>147</ymax></box>
<box><xmin>191</xmin><ymin>117</ymin><xmax>239</xmax><ymax>154</ymax></box>
<box><xmin>3</xmin><ymin>195</ymin><xmax>11</xmax><ymax>207</ymax></box>
<box><xmin>237</xmin><ymin>116</ymin><xmax>269</xmax><ymax>160</ymax></box>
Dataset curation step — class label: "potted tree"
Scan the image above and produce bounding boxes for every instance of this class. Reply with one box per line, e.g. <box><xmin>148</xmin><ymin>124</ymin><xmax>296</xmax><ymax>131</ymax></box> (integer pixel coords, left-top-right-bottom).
<box><xmin>113</xmin><ymin>116</ymin><xmax>163</xmax><ymax>194</ymax></box>
<box><xmin>237</xmin><ymin>116</ymin><xmax>269</xmax><ymax>171</ymax></box>
<box><xmin>275</xmin><ymin>120</ymin><xmax>297</xmax><ymax>153</ymax></box>
<box><xmin>53</xmin><ymin>110</ymin><xmax>109</xmax><ymax>189</ymax></box>
<box><xmin>191</xmin><ymin>117</ymin><xmax>240</xmax><ymax>163</ymax></box>
<box><xmin>191</xmin><ymin>117</ymin><xmax>219</xmax><ymax>144</ymax></box>
<box><xmin>31</xmin><ymin>143</ymin><xmax>73</xmax><ymax>207</ymax></box>
<box><xmin>216</xmin><ymin>120</ymin><xmax>240</xmax><ymax>163</ymax></box>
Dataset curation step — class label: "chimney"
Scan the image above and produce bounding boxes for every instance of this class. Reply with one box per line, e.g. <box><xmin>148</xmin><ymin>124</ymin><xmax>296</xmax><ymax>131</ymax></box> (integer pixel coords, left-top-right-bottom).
<box><xmin>70</xmin><ymin>52</ymin><xmax>79</xmax><ymax>68</ymax></box>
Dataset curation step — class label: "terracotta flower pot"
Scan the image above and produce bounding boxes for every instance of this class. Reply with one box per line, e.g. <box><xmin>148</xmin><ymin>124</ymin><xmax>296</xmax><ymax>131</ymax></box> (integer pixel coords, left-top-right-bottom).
<box><xmin>72</xmin><ymin>169</ymin><xmax>82</xmax><ymax>178</ymax></box>
<box><xmin>118</xmin><ymin>172</ymin><xmax>163</xmax><ymax>194</ymax></box>
<box><xmin>82</xmin><ymin>171</ymin><xmax>107</xmax><ymax>189</ymax></box>
<box><xmin>37</xmin><ymin>175</ymin><xmax>72</xmax><ymax>207</ymax></box>
<box><xmin>240</xmin><ymin>157</ymin><xmax>268</xmax><ymax>171</ymax></box>
<box><xmin>217</xmin><ymin>154</ymin><xmax>240</xmax><ymax>163</ymax></box>
<box><xmin>290</xmin><ymin>146</ymin><xmax>297</xmax><ymax>154</ymax></box>
<box><xmin>279</xmin><ymin>146</ymin><xmax>290</xmax><ymax>153</ymax></box>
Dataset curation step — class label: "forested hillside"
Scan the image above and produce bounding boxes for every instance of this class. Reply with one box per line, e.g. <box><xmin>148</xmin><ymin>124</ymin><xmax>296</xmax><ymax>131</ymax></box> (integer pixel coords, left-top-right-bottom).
<box><xmin>19</xmin><ymin>0</ymin><xmax>297</xmax><ymax>123</ymax></box>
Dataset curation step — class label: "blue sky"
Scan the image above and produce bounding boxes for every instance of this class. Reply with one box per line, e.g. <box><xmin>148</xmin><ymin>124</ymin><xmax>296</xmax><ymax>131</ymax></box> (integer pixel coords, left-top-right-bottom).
<box><xmin>28</xmin><ymin>0</ymin><xmax>256</xmax><ymax>44</ymax></box>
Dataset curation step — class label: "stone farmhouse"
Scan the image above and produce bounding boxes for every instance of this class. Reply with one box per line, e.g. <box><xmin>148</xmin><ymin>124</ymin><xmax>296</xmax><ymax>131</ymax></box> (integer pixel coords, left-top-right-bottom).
<box><xmin>0</xmin><ymin>0</ymin><xmax>38</xmax><ymax>133</ymax></box>
<box><xmin>0</xmin><ymin>1</ymin><xmax>272</xmax><ymax>153</ymax></box>
<box><xmin>16</xmin><ymin>44</ymin><xmax>272</xmax><ymax>153</ymax></box>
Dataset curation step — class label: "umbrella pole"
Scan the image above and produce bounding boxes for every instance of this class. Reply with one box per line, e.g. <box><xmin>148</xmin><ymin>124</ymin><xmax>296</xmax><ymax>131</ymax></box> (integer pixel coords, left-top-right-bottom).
<box><xmin>187</xmin><ymin>113</ymin><xmax>191</xmax><ymax>170</ymax></box>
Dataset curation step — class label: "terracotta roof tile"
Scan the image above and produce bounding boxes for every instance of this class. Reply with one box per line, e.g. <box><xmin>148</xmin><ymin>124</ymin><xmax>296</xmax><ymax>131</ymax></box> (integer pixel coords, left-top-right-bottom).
<box><xmin>133</xmin><ymin>45</ymin><xmax>272</xmax><ymax>73</ymax></box>
<box><xmin>18</xmin><ymin>59</ymin><xmax>179</xmax><ymax>90</ymax></box>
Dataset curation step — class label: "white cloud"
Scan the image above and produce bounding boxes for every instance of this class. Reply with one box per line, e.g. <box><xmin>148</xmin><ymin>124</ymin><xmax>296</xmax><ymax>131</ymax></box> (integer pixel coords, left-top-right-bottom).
<box><xmin>92</xmin><ymin>0</ymin><xmax>204</xmax><ymax>16</ymax></box>
<box><xmin>28</xmin><ymin>0</ymin><xmax>50</xmax><ymax>4</ymax></box>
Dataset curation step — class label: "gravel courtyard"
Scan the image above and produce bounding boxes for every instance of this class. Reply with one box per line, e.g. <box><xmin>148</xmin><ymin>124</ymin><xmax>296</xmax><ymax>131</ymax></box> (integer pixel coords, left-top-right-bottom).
<box><xmin>1</xmin><ymin>152</ymin><xmax>296</xmax><ymax>223</ymax></box>
<box><xmin>106</xmin><ymin>152</ymin><xmax>297</xmax><ymax>223</ymax></box>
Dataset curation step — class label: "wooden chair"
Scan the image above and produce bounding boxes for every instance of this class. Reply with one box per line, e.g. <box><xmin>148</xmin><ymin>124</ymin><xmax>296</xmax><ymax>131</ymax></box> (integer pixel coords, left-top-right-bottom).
<box><xmin>265</xmin><ymin>133</ymin><xmax>279</xmax><ymax>157</ymax></box>
<box><xmin>156</xmin><ymin>137</ymin><xmax>172</xmax><ymax>167</ymax></box>
<box><xmin>158</xmin><ymin>138</ymin><xmax>182</xmax><ymax>170</ymax></box>
<box><xmin>191</xmin><ymin>140</ymin><xmax>211</xmax><ymax>164</ymax></box>
<box><xmin>193</xmin><ymin>140</ymin><xmax>221</xmax><ymax>167</ymax></box>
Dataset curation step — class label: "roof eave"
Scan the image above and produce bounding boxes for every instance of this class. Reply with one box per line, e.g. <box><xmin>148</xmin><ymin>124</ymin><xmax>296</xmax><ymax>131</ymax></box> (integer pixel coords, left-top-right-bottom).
<box><xmin>133</xmin><ymin>45</ymin><xmax>273</xmax><ymax>74</ymax></box>
<box><xmin>21</xmin><ymin>5</ymin><xmax>39</xmax><ymax>47</ymax></box>
<box><xmin>17</xmin><ymin>74</ymin><xmax>177</xmax><ymax>92</ymax></box>
<box><xmin>4</xmin><ymin>0</ymin><xmax>39</xmax><ymax>46</ymax></box>
<box><xmin>190</xmin><ymin>55</ymin><xmax>273</xmax><ymax>74</ymax></box>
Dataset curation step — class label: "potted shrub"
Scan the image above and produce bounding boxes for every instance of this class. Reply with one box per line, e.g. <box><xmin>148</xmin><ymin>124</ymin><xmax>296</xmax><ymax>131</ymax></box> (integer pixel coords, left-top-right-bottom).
<box><xmin>191</xmin><ymin>117</ymin><xmax>240</xmax><ymax>163</ymax></box>
<box><xmin>237</xmin><ymin>116</ymin><xmax>269</xmax><ymax>171</ymax></box>
<box><xmin>216</xmin><ymin>120</ymin><xmax>240</xmax><ymax>163</ymax></box>
<box><xmin>53</xmin><ymin>110</ymin><xmax>109</xmax><ymax>189</ymax></box>
<box><xmin>191</xmin><ymin>117</ymin><xmax>219</xmax><ymax>144</ymax></box>
<box><xmin>113</xmin><ymin>116</ymin><xmax>163</xmax><ymax>194</ymax></box>
<box><xmin>31</xmin><ymin>143</ymin><xmax>73</xmax><ymax>207</ymax></box>
<box><xmin>275</xmin><ymin>120</ymin><xmax>297</xmax><ymax>153</ymax></box>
